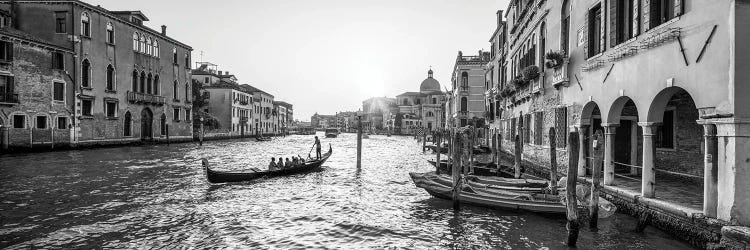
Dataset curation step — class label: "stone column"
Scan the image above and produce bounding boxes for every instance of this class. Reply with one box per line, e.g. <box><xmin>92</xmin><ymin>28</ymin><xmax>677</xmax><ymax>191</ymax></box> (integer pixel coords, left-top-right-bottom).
<box><xmin>577</xmin><ymin>125</ymin><xmax>589</xmax><ymax>177</ymax></box>
<box><xmin>639</xmin><ymin>122</ymin><xmax>657</xmax><ymax>198</ymax></box>
<box><xmin>714</xmin><ymin>119</ymin><xmax>750</xmax><ymax>225</ymax></box>
<box><xmin>702</xmin><ymin>123</ymin><xmax>718</xmax><ymax>218</ymax></box>
<box><xmin>603</xmin><ymin>124</ymin><xmax>618</xmax><ymax>186</ymax></box>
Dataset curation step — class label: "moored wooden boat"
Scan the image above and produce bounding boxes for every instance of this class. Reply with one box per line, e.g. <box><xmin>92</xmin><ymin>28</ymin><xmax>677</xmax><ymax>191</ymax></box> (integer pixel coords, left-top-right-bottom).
<box><xmin>202</xmin><ymin>145</ymin><xmax>333</xmax><ymax>183</ymax></box>
<box><xmin>255</xmin><ymin>136</ymin><xmax>272</xmax><ymax>141</ymax></box>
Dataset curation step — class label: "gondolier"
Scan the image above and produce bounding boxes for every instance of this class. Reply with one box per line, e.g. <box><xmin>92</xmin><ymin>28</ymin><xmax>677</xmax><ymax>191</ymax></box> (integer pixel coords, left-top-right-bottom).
<box><xmin>314</xmin><ymin>136</ymin><xmax>322</xmax><ymax>159</ymax></box>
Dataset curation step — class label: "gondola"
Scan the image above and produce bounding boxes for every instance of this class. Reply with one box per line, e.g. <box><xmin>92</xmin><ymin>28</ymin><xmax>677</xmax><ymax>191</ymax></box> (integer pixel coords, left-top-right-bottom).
<box><xmin>255</xmin><ymin>136</ymin><xmax>272</xmax><ymax>142</ymax></box>
<box><xmin>202</xmin><ymin>145</ymin><xmax>333</xmax><ymax>183</ymax></box>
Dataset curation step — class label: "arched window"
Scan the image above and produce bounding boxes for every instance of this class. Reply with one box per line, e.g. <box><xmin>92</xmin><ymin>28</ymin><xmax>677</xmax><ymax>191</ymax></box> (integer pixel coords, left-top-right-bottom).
<box><xmin>132</xmin><ymin>70</ymin><xmax>138</xmax><ymax>92</ymax></box>
<box><xmin>146</xmin><ymin>37</ymin><xmax>152</xmax><ymax>55</ymax></box>
<box><xmin>416</xmin><ymin>99</ymin><xmax>421</xmax><ymax>105</ymax></box>
<box><xmin>173</xmin><ymin>81</ymin><xmax>179</xmax><ymax>100</ymax></box>
<box><xmin>427</xmin><ymin>112</ymin><xmax>434</xmax><ymax>117</ymax></box>
<box><xmin>139</xmin><ymin>34</ymin><xmax>146</xmax><ymax>53</ymax></box>
<box><xmin>460</xmin><ymin>97</ymin><xmax>468</xmax><ymax>112</ymax></box>
<box><xmin>172</xmin><ymin>48</ymin><xmax>178</xmax><ymax>65</ymax></box>
<box><xmin>140</xmin><ymin>72</ymin><xmax>146</xmax><ymax>94</ymax></box>
<box><xmin>185</xmin><ymin>52</ymin><xmax>190</xmax><ymax>67</ymax></box>
<box><xmin>81</xmin><ymin>59</ymin><xmax>90</xmax><ymax>87</ymax></box>
<box><xmin>153</xmin><ymin>40</ymin><xmax>159</xmax><ymax>57</ymax></box>
<box><xmin>461</xmin><ymin>72</ymin><xmax>468</xmax><ymax>87</ymax></box>
<box><xmin>133</xmin><ymin>33</ymin><xmax>139</xmax><ymax>51</ymax></box>
<box><xmin>106</xmin><ymin>65</ymin><xmax>115</xmax><ymax>91</ymax></box>
<box><xmin>185</xmin><ymin>82</ymin><xmax>190</xmax><ymax>102</ymax></box>
<box><xmin>124</xmin><ymin>111</ymin><xmax>132</xmax><ymax>137</ymax></box>
<box><xmin>106</xmin><ymin>22</ymin><xmax>114</xmax><ymax>44</ymax></box>
<box><xmin>153</xmin><ymin>75</ymin><xmax>160</xmax><ymax>95</ymax></box>
<box><xmin>403</xmin><ymin>99</ymin><xmax>408</xmax><ymax>105</ymax></box>
<box><xmin>147</xmin><ymin>73</ymin><xmax>153</xmax><ymax>94</ymax></box>
<box><xmin>81</xmin><ymin>12</ymin><xmax>90</xmax><ymax>37</ymax></box>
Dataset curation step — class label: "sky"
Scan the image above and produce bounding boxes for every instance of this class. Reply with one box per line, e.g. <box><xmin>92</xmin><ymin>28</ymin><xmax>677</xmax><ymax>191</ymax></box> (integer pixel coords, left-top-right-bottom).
<box><xmin>88</xmin><ymin>0</ymin><xmax>510</xmax><ymax>121</ymax></box>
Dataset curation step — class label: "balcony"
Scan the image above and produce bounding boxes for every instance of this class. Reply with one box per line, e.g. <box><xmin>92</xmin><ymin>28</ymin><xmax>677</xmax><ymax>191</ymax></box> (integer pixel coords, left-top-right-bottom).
<box><xmin>459</xmin><ymin>85</ymin><xmax>469</xmax><ymax>94</ymax></box>
<box><xmin>0</xmin><ymin>93</ymin><xmax>18</xmax><ymax>105</ymax></box>
<box><xmin>127</xmin><ymin>91</ymin><xmax>165</xmax><ymax>105</ymax></box>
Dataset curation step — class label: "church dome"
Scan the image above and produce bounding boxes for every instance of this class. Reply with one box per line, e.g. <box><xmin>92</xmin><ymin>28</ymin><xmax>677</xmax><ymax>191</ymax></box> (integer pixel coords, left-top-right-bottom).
<box><xmin>420</xmin><ymin>69</ymin><xmax>441</xmax><ymax>92</ymax></box>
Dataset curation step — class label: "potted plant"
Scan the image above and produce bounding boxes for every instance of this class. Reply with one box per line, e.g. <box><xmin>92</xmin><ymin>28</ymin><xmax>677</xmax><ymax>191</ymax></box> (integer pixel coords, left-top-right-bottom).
<box><xmin>545</xmin><ymin>51</ymin><xmax>565</xmax><ymax>69</ymax></box>
<box><xmin>511</xmin><ymin>76</ymin><xmax>528</xmax><ymax>88</ymax></box>
<box><xmin>522</xmin><ymin>66</ymin><xmax>540</xmax><ymax>81</ymax></box>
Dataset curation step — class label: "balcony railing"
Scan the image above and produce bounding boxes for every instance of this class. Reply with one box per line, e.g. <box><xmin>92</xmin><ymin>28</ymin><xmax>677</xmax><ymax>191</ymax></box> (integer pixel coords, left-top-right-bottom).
<box><xmin>552</xmin><ymin>59</ymin><xmax>570</xmax><ymax>88</ymax></box>
<box><xmin>0</xmin><ymin>93</ymin><xmax>19</xmax><ymax>104</ymax></box>
<box><xmin>127</xmin><ymin>91</ymin><xmax>165</xmax><ymax>105</ymax></box>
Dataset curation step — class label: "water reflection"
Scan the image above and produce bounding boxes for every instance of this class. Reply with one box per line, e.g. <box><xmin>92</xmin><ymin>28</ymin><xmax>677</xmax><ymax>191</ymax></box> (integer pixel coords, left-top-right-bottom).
<box><xmin>0</xmin><ymin>133</ymin><xmax>693</xmax><ymax>249</ymax></box>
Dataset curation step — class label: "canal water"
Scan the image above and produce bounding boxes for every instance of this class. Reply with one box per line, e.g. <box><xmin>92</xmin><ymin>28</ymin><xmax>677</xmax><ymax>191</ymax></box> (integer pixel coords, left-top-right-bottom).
<box><xmin>0</xmin><ymin>134</ymin><xmax>694</xmax><ymax>249</ymax></box>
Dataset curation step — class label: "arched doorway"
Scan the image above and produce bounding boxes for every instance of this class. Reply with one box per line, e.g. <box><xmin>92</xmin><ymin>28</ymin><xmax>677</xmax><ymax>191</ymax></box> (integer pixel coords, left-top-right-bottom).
<box><xmin>607</xmin><ymin>97</ymin><xmax>642</xmax><ymax>180</ymax></box>
<box><xmin>124</xmin><ymin>112</ymin><xmax>132</xmax><ymax>137</ymax></box>
<box><xmin>580</xmin><ymin>101</ymin><xmax>603</xmax><ymax>176</ymax></box>
<box><xmin>141</xmin><ymin>108</ymin><xmax>153</xmax><ymax>140</ymax></box>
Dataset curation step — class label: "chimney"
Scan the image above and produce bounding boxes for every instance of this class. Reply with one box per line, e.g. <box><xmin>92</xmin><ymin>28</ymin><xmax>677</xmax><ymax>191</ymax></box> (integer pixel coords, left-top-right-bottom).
<box><xmin>496</xmin><ymin>10</ymin><xmax>503</xmax><ymax>27</ymax></box>
<box><xmin>226</xmin><ymin>71</ymin><xmax>230</xmax><ymax>75</ymax></box>
<box><xmin>161</xmin><ymin>25</ymin><xmax>167</xmax><ymax>36</ymax></box>
<box><xmin>218</xmin><ymin>70</ymin><xmax>223</xmax><ymax>75</ymax></box>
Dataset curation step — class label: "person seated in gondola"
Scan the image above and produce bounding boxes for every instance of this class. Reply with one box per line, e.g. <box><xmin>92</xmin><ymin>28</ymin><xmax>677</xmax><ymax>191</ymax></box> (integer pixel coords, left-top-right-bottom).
<box><xmin>284</xmin><ymin>158</ymin><xmax>292</xmax><ymax>168</ymax></box>
<box><xmin>269</xmin><ymin>157</ymin><xmax>278</xmax><ymax>170</ymax></box>
<box><xmin>298</xmin><ymin>155</ymin><xmax>306</xmax><ymax>165</ymax></box>
<box><xmin>291</xmin><ymin>156</ymin><xmax>299</xmax><ymax>166</ymax></box>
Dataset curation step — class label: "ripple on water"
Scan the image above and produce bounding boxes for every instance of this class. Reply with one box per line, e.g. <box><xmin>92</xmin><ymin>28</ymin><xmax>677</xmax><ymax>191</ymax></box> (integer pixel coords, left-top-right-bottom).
<box><xmin>0</xmin><ymin>134</ymin><xmax>696</xmax><ymax>249</ymax></box>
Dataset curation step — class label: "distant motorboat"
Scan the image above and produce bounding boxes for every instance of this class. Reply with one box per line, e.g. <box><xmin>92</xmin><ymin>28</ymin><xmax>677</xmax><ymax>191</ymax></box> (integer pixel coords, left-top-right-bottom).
<box><xmin>325</xmin><ymin>128</ymin><xmax>340</xmax><ymax>138</ymax></box>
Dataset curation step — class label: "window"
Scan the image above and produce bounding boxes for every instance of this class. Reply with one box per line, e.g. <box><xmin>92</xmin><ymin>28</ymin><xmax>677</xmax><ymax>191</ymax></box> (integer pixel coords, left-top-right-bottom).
<box><xmin>185</xmin><ymin>109</ymin><xmax>191</xmax><ymax>121</ymax></box>
<box><xmin>648</xmin><ymin>0</ymin><xmax>679</xmax><ymax>29</ymax></box>
<box><xmin>432</xmin><ymin>97</ymin><xmax>437</xmax><ymax>104</ymax></box>
<box><xmin>461</xmin><ymin>72</ymin><xmax>468</xmax><ymax>88</ymax></box>
<box><xmin>106</xmin><ymin>65</ymin><xmax>115</xmax><ymax>91</ymax></box>
<box><xmin>524</xmin><ymin>114</ymin><xmax>531</xmax><ymax>144</ymax></box>
<box><xmin>561</xmin><ymin>0</ymin><xmax>570</xmax><ymax>55</ymax></box>
<box><xmin>460</xmin><ymin>97</ymin><xmax>467</xmax><ymax>112</ymax></box>
<box><xmin>185</xmin><ymin>82</ymin><xmax>189</xmax><ymax>102</ymax></box>
<box><xmin>82</xmin><ymin>99</ymin><xmax>93</xmax><ymax>116</ymax></box>
<box><xmin>0</xmin><ymin>75</ymin><xmax>14</xmax><ymax>103</ymax></box>
<box><xmin>140</xmin><ymin>72</ymin><xmax>146</xmax><ymax>94</ymax></box>
<box><xmin>105</xmin><ymin>101</ymin><xmax>117</xmax><ymax>118</ymax></box>
<box><xmin>57</xmin><ymin>117</ymin><xmax>68</xmax><ymax>129</ymax></box>
<box><xmin>124</xmin><ymin>112</ymin><xmax>132</xmax><ymax>136</ymax></box>
<box><xmin>13</xmin><ymin>114</ymin><xmax>25</xmax><ymax>128</ymax></box>
<box><xmin>554</xmin><ymin>107</ymin><xmax>568</xmax><ymax>148</ymax></box>
<box><xmin>173</xmin><ymin>81</ymin><xmax>179</xmax><ymax>100</ymax></box>
<box><xmin>53</xmin><ymin>81</ymin><xmax>65</xmax><ymax>101</ymax></box>
<box><xmin>172</xmin><ymin>48</ymin><xmax>178</xmax><ymax>65</ymax></box>
<box><xmin>185</xmin><ymin>52</ymin><xmax>190</xmax><ymax>68</ymax></box>
<box><xmin>153</xmin><ymin>75</ymin><xmax>160</xmax><ymax>95</ymax></box>
<box><xmin>133</xmin><ymin>33</ymin><xmax>139</xmax><ymax>51</ymax></box>
<box><xmin>146</xmin><ymin>73</ymin><xmax>152</xmax><ymax>94</ymax></box>
<box><xmin>80</xmin><ymin>12</ymin><xmax>90</xmax><ymax>37</ymax></box>
<box><xmin>151</xmin><ymin>40</ymin><xmax>159</xmax><ymax>57</ymax></box>
<box><xmin>81</xmin><ymin>59</ymin><xmax>90</xmax><ymax>87</ymax></box>
<box><xmin>55</xmin><ymin>12</ymin><xmax>66</xmax><ymax>33</ymax></box>
<box><xmin>106</xmin><ymin>22</ymin><xmax>115</xmax><ymax>44</ymax></box>
<box><xmin>587</xmin><ymin>4</ymin><xmax>604</xmax><ymax>57</ymax></box>
<box><xmin>612</xmin><ymin>0</ymin><xmax>637</xmax><ymax>46</ymax></box>
<box><xmin>539</xmin><ymin>22</ymin><xmax>546</xmax><ymax>66</ymax></box>
<box><xmin>132</xmin><ymin>70</ymin><xmax>138</xmax><ymax>92</ymax></box>
<box><xmin>52</xmin><ymin>52</ymin><xmax>64</xmax><ymax>70</ymax></box>
<box><xmin>534</xmin><ymin>112</ymin><xmax>543</xmax><ymax>145</ymax></box>
<box><xmin>139</xmin><ymin>34</ymin><xmax>146</xmax><ymax>53</ymax></box>
<box><xmin>656</xmin><ymin>109</ymin><xmax>675</xmax><ymax>148</ymax></box>
<box><xmin>204</xmin><ymin>77</ymin><xmax>209</xmax><ymax>84</ymax></box>
<box><xmin>173</xmin><ymin>108</ymin><xmax>180</xmax><ymax>121</ymax></box>
<box><xmin>146</xmin><ymin>37</ymin><xmax>152</xmax><ymax>55</ymax></box>
<box><xmin>0</xmin><ymin>41</ymin><xmax>12</xmax><ymax>62</ymax></box>
<box><xmin>36</xmin><ymin>115</ymin><xmax>48</xmax><ymax>129</ymax></box>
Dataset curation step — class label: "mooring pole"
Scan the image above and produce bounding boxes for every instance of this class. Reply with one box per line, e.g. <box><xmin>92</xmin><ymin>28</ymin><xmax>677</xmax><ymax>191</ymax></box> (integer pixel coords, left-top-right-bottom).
<box><xmin>199</xmin><ymin>119</ymin><xmax>204</xmax><ymax>146</ymax></box>
<box><xmin>590</xmin><ymin>130</ymin><xmax>604</xmax><ymax>230</ymax></box>
<box><xmin>357</xmin><ymin>115</ymin><xmax>362</xmax><ymax>169</ymax></box>
<box><xmin>549</xmin><ymin>128</ymin><xmax>558</xmax><ymax>195</ymax></box>
<box><xmin>436</xmin><ymin>131</ymin><xmax>442</xmax><ymax>175</ymax></box>
<box><xmin>452</xmin><ymin>132</ymin><xmax>461</xmax><ymax>210</ymax></box>
<box><xmin>514</xmin><ymin>135</ymin><xmax>522</xmax><ymax>179</ymax></box>
<box><xmin>1</xmin><ymin>126</ymin><xmax>8</xmax><ymax>151</ymax></box>
<box><xmin>422</xmin><ymin>131</ymin><xmax>427</xmax><ymax>153</ymax></box>
<box><xmin>566</xmin><ymin>130</ymin><xmax>580</xmax><ymax>246</ymax></box>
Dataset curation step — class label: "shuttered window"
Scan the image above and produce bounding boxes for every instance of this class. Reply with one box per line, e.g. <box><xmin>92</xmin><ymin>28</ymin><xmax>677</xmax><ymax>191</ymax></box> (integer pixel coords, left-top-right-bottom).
<box><xmin>586</xmin><ymin>4</ymin><xmax>604</xmax><ymax>58</ymax></box>
<box><xmin>645</xmin><ymin>0</ymin><xmax>683</xmax><ymax>30</ymax></box>
<box><xmin>555</xmin><ymin>107</ymin><xmax>568</xmax><ymax>148</ymax></box>
<box><xmin>534</xmin><ymin>112</ymin><xmax>543</xmax><ymax>145</ymax></box>
<box><xmin>524</xmin><ymin>114</ymin><xmax>531</xmax><ymax>144</ymax></box>
<box><xmin>53</xmin><ymin>81</ymin><xmax>64</xmax><ymax>101</ymax></box>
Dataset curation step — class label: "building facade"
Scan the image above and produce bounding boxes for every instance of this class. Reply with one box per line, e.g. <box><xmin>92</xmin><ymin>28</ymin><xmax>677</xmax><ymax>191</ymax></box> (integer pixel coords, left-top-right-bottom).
<box><xmin>1</xmin><ymin>1</ymin><xmax>194</xmax><ymax>147</ymax></box>
<box><xmin>362</xmin><ymin>97</ymin><xmax>396</xmax><ymax>132</ymax></box>
<box><xmin>391</xmin><ymin>69</ymin><xmax>446</xmax><ymax>134</ymax></box>
<box><xmin>0</xmin><ymin>27</ymin><xmax>75</xmax><ymax>148</ymax></box>
<box><xmin>489</xmin><ymin>0</ymin><xmax>750</xmax><ymax>229</ymax></box>
<box><xmin>449</xmin><ymin>51</ymin><xmax>490</xmax><ymax>128</ymax></box>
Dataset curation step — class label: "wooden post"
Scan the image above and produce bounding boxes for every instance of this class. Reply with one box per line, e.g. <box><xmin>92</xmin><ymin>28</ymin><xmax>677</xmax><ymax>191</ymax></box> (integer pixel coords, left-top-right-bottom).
<box><xmin>589</xmin><ymin>130</ymin><xmax>604</xmax><ymax>230</ymax></box>
<box><xmin>497</xmin><ymin>131</ymin><xmax>502</xmax><ymax>167</ymax></box>
<box><xmin>514</xmin><ymin>135</ymin><xmax>522</xmax><ymax>178</ymax></box>
<box><xmin>549</xmin><ymin>128</ymin><xmax>558</xmax><ymax>195</ymax></box>
<box><xmin>50</xmin><ymin>126</ymin><xmax>55</xmax><ymax>149</ymax></box>
<box><xmin>199</xmin><ymin>121</ymin><xmax>204</xmax><ymax>146</ymax></box>
<box><xmin>436</xmin><ymin>132</ymin><xmax>442</xmax><ymax>175</ymax></box>
<box><xmin>357</xmin><ymin>116</ymin><xmax>362</xmax><ymax>169</ymax></box>
<box><xmin>566</xmin><ymin>131</ymin><xmax>580</xmax><ymax>246</ymax></box>
<box><xmin>422</xmin><ymin>132</ymin><xmax>427</xmax><ymax>153</ymax></box>
<box><xmin>1</xmin><ymin>126</ymin><xmax>8</xmax><ymax>150</ymax></box>
<box><xmin>166</xmin><ymin>124</ymin><xmax>170</xmax><ymax>145</ymax></box>
<box><xmin>452</xmin><ymin>132</ymin><xmax>461</xmax><ymax>210</ymax></box>
<box><xmin>468</xmin><ymin>127</ymin><xmax>475</xmax><ymax>174</ymax></box>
